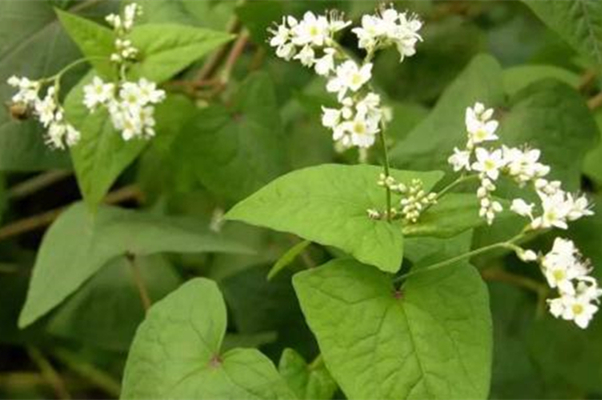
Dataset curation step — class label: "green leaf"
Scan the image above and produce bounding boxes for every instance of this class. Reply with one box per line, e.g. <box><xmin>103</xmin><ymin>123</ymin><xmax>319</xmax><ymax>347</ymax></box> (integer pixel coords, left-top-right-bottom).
<box><xmin>128</xmin><ymin>23</ymin><xmax>233</xmax><ymax>82</ymax></box>
<box><xmin>279</xmin><ymin>349</ymin><xmax>337</xmax><ymax>400</ymax></box>
<box><xmin>19</xmin><ymin>202</ymin><xmax>252</xmax><ymax>328</ymax></box>
<box><xmin>226</xmin><ymin>164</ymin><xmax>444</xmax><ymax>273</ymax></box>
<box><xmin>389</xmin><ymin>54</ymin><xmax>505</xmax><ymax>170</ymax></box>
<box><xmin>523</xmin><ymin>0</ymin><xmax>602</xmax><ymax>73</ymax></box>
<box><xmin>55</xmin><ymin>8</ymin><xmax>115</xmax><ymax>78</ymax></box>
<box><xmin>0</xmin><ymin>0</ymin><xmax>86</xmax><ymax>171</ymax></box>
<box><xmin>120</xmin><ymin>278</ymin><xmax>296</xmax><ymax>399</ymax></box>
<box><xmin>176</xmin><ymin>72</ymin><xmax>290</xmax><ymax>202</ymax></box>
<box><xmin>268</xmin><ymin>240</ymin><xmax>311</xmax><ymax>281</ymax></box>
<box><xmin>65</xmin><ymin>72</ymin><xmax>147</xmax><ymax>210</ymax></box>
<box><xmin>45</xmin><ymin>255</ymin><xmax>182</xmax><ymax>352</ymax></box>
<box><xmin>293</xmin><ymin>258</ymin><xmax>492</xmax><ymax>400</ymax></box>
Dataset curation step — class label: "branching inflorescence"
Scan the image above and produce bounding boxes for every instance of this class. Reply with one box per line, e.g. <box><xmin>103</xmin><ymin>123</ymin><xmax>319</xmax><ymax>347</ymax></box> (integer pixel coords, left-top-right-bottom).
<box><xmin>5</xmin><ymin>4</ymin><xmax>165</xmax><ymax>149</ymax></box>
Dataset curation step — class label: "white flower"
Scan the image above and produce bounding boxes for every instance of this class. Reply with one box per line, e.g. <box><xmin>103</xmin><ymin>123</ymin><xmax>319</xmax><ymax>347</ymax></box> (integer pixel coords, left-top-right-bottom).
<box><xmin>510</xmin><ymin>198</ymin><xmax>534</xmax><ymax>218</ymax></box>
<box><xmin>83</xmin><ymin>76</ymin><xmax>115</xmax><ymax>110</ymax></box>
<box><xmin>321</xmin><ymin>107</ymin><xmax>341</xmax><ymax>128</ymax></box>
<box><xmin>566</xmin><ymin>193</ymin><xmax>594</xmax><ymax>221</ymax></box>
<box><xmin>7</xmin><ymin>76</ymin><xmax>40</xmax><ymax>104</ymax></box>
<box><xmin>472</xmin><ymin>147</ymin><xmax>505</xmax><ymax>180</ymax></box>
<box><xmin>34</xmin><ymin>87</ymin><xmax>58</xmax><ymax>127</ymax></box>
<box><xmin>294</xmin><ymin>45</ymin><xmax>316</xmax><ymax>67</ymax></box>
<box><xmin>448</xmin><ymin>147</ymin><xmax>471</xmax><ymax>172</ymax></box>
<box><xmin>326</xmin><ymin>61</ymin><xmax>372</xmax><ymax>100</ymax></box>
<box><xmin>314</xmin><ymin>48</ymin><xmax>336</xmax><ymax>76</ymax></box>
<box><xmin>465</xmin><ymin>103</ymin><xmax>498</xmax><ymax>144</ymax></box>
<box><xmin>342</xmin><ymin>112</ymin><xmax>380</xmax><ymax>148</ymax></box>
<box><xmin>136</xmin><ymin>78</ymin><xmax>165</xmax><ymax>104</ymax></box>
<box><xmin>541</xmin><ymin>238</ymin><xmax>589</xmax><ymax>294</ymax></box>
<box><xmin>531</xmin><ymin>191</ymin><xmax>572</xmax><ymax>230</ymax></box>
<box><xmin>503</xmin><ymin>146</ymin><xmax>550</xmax><ymax>184</ymax></box>
<box><xmin>558</xmin><ymin>294</ymin><xmax>599</xmax><ymax>329</ymax></box>
<box><xmin>292</xmin><ymin>12</ymin><xmax>330</xmax><ymax>47</ymax></box>
<box><xmin>276</xmin><ymin>43</ymin><xmax>296</xmax><ymax>61</ymax></box>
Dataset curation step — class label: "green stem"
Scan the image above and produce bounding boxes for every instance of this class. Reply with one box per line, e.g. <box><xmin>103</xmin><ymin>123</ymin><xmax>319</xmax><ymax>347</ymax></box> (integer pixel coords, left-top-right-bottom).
<box><xmin>435</xmin><ymin>174</ymin><xmax>479</xmax><ymax>201</ymax></box>
<box><xmin>394</xmin><ymin>233</ymin><xmax>525</xmax><ymax>283</ymax></box>
<box><xmin>27</xmin><ymin>347</ymin><xmax>71</xmax><ymax>400</ymax></box>
<box><xmin>379</xmin><ymin>128</ymin><xmax>393</xmax><ymax>222</ymax></box>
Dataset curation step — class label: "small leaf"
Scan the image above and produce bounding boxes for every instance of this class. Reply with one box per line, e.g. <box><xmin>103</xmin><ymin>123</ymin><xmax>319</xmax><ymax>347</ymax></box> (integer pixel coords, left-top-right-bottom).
<box><xmin>55</xmin><ymin>8</ymin><xmax>115</xmax><ymax>79</ymax></box>
<box><xmin>19</xmin><ymin>202</ymin><xmax>252</xmax><ymax>328</ymax></box>
<box><xmin>128</xmin><ymin>23</ymin><xmax>233</xmax><ymax>82</ymax></box>
<box><xmin>176</xmin><ymin>71</ymin><xmax>289</xmax><ymax>202</ymax></box>
<box><xmin>293</xmin><ymin>258</ymin><xmax>492</xmax><ymax>400</ymax></box>
<box><xmin>226</xmin><ymin>164</ymin><xmax>444</xmax><ymax>273</ymax></box>
<box><xmin>279</xmin><ymin>349</ymin><xmax>337</xmax><ymax>400</ymax></box>
<box><xmin>120</xmin><ymin>278</ymin><xmax>296</xmax><ymax>399</ymax></box>
<box><xmin>268</xmin><ymin>240</ymin><xmax>311</xmax><ymax>281</ymax></box>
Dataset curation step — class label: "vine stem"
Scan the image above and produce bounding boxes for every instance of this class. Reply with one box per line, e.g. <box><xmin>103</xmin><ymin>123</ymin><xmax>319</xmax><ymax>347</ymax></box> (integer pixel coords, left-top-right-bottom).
<box><xmin>126</xmin><ymin>253</ymin><xmax>151</xmax><ymax>313</ymax></box>
<box><xmin>394</xmin><ymin>233</ymin><xmax>525</xmax><ymax>283</ymax></box>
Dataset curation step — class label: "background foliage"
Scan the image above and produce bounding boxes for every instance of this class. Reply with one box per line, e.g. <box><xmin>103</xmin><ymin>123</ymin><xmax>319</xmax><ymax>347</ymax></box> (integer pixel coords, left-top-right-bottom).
<box><xmin>1</xmin><ymin>0</ymin><xmax>602</xmax><ymax>399</ymax></box>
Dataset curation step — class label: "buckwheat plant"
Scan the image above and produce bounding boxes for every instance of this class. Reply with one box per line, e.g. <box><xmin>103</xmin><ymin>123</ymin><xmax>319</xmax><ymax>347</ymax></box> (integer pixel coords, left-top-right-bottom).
<box><xmin>269</xmin><ymin>7</ymin><xmax>600</xmax><ymax>329</ymax></box>
<box><xmin>5</xmin><ymin>3</ymin><xmax>165</xmax><ymax>147</ymax></box>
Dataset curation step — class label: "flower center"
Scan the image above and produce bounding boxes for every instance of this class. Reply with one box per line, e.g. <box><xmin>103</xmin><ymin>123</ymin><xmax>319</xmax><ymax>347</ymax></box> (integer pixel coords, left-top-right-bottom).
<box><xmin>572</xmin><ymin>304</ymin><xmax>584</xmax><ymax>315</ymax></box>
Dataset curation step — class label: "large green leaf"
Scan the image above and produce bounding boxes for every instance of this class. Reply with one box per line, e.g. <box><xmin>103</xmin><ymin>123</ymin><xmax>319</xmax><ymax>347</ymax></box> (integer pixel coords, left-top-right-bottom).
<box><xmin>45</xmin><ymin>255</ymin><xmax>182</xmax><ymax>352</ymax></box>
<box><xmin>226</xmin><ymin>164</ymin><xmax>444</xmax><ymax>273</ymax></box>
<box><xmin>523</xmin><ymin>0</ymin><xmax>602</xmax><ymax>72</ymax></box>
<box><xmin>176</xmin><ymin>72</ymin><xmax>289</xmax><ymax>202</ymax></box>
<box><xmin>19</xmin><ymin>202</ymin><xmax>251</xmax><ymax>328</ymax></box>
<box><xmin>293</xmin><ymin>258</ymin><xmax>492</xmax><ymax>400</ymax></box>
<box><xmin>0</xmin><ymin>0</ymin><xmax>90</xmax><ymax>171</ymax></box>
<box><xmin>120</xmin><ymin>278</ymin><xmax>296</xmax><ymax>399</ymax></box>
<box><xmin>279</xmin><ymin>349</ymin><xmax>337</xmax><ymax>400</ymax></box>
<box><xmin>389</xmin><ymin>54</ymin><xmax>505</xmax><ymax>170</ymax></box>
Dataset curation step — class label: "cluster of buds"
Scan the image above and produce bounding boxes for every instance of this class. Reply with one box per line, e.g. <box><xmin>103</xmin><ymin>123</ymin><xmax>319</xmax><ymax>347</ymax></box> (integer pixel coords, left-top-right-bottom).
<box><xmin>448</xmin><ymin>102</ymin><xmax>593</xmax><ymax>227</ymax></box>
<box><xmin>83</xmin><ymin>76</ymin><xmax>165</xmax><ymax>140</ymax></box>
<box><xmin>106</xmin><ymin>4</ymin><xmax>142</xmax><ymax>64</ymax></box>
<box><xmin>374</xmin><ymin>174</ymin><xmax>436</xmax><ymax>223</ymax></box>
<box><xmin>7</xmin><ymin>77</ymin><xmax>80</xmax><ymax>149</ymax></box>
<box><xmin>268</xmin><ymin>6</ymin><xmax>421</xmax><ymax>150</ymax></box>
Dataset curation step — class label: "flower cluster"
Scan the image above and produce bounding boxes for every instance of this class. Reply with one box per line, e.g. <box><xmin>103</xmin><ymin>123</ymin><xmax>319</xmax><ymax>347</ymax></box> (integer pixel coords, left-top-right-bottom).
<box><xmin>106</xmin><ymin>3</ymin><xmax>142</xmax><ymax>64</ymax></box>
<box><xmin>448</xmin><ymin>102</ymin><xmax>599</xmax><ymax>328</ymax></box>
<box><xmin>515</xmin><ymin>238</ymin><xmax>601</xmax><ymax>329</ymax></box>
<box><xmin>371</xmin><ymin>173</ymin><xmax>437</xmax><ymax>223</ymax></box>
<box><xmin>7</xmin><ymin>76</ymin><xmax>80</xmax><ymax>149</ymax></box>
<box><xmin>269</xmin><ymin>7</ymin><xmax>422</xmax><ymax>149</ymax></box>
<box><xmin>448</xmin><ymin>102</ymin><xmax>593</xmax><ymax>227</ymax></box>
<box><xmin>83</xmin><ymin>76</ymin><xmax>165</xmax><ymax>140</ymax></box>
<box><xmin>352</xmin><ymin>6</ymin><xmax>423</xmax><ymax>60</ymax></box>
